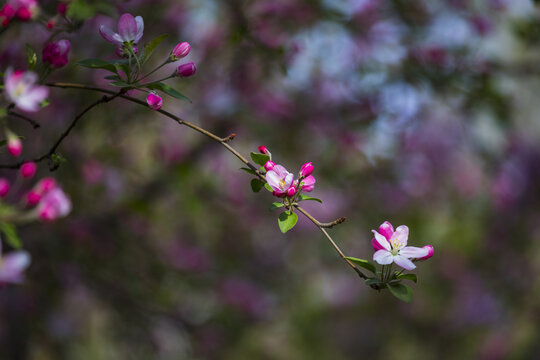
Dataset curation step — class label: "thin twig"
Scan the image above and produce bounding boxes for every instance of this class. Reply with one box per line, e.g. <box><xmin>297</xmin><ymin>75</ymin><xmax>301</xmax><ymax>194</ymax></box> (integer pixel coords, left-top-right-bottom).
<box><xmin>7</xmin><ymin>111</ymin><xmax>40</xmax><ymax>129</ymax></box>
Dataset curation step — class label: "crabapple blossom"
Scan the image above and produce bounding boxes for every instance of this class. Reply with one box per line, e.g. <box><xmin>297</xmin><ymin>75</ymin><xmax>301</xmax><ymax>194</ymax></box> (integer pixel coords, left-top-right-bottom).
<box><xmin>0</xmin><ymin>242</ymin><xmax>30</xmax><ymax>284</ymax></box>
<box><xmin>371</xmin><ymin>222</ymin><xmax>431</xmax><ymax>270</ymax></box>
<box><xmin>20</xmin><ymin>161</ymin><xmax>37</xmax><ymax>178</ymax></box>
<box><xmin>42</xmin><ymin>39</ymin><xmax>71</xmax><ymax>68</ymax></box>
<box><xmin>99</xmin><ymin>13</ymin><xmax>144</xmax><ymax>57</ymax></box>
<box><xmin>4</xmin><ymin>68</ymin><xmax>48</xmax><ymax>112</ymax></box>
<box><xmin>299</xmin><ymin>162</ymin><xmax>314</xmax><ymax>177</ymax></box>
<box><xmin>37</xmin><ymin>188</ymin><xmax>72</xmax><ymax>222</ymax></box>
<box><xmin>176</xmin><ymin>62</ymin><xmax>197</xmax><ymax>77</ymax></box>
<box><xmin>264</xmin><ymin>160</ymin><xmax>275</xmax><ymax>171</ymax></box>
<box><xmin>6</xmin><ymin>131</ymin><xmax>22</xmax><ymax>157</ymax></box>
<box><xmin>146</xmin><ymin>92</ymin><xmax>163</xmax><ymax>110</ymax></box>
<box><xmin>0</xmin><ymin>178</ymin><xmax>9</xmax><ymax>197</ymax></box>
<box><xmin>266</xmin><ymin>164</ymin><xmax>294</xmax><ymax>197</ymax></box>
<box><xmin>171</xmin><ymin>42</ymin><xmax>191</xmax><ymax>60</ymax></box>
<box><xmin>300</xmin><ymin>175</ymin><xmax>315</xmax><ymax>192</ymax></box>
<box><xmin>26</xmin><ymin>177</ymin><xmax>57</xmax><ymax>206</ymax></box>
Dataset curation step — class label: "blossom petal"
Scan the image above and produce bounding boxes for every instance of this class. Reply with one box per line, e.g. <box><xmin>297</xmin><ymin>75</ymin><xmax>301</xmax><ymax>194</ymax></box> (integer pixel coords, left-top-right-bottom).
<box><xmin>373</xmin><ymin>250</ymin><xmax>394</xmax><ymax>265</ymax></box>
<box><xmin>271</xmin><ymin>165</ymin><xmax>287</xmax><ymax>178</ymax></box>
<box><xmin>99</xmin><ymin>25</ymin><xmax>122</xmax><ymax>45</ymax></box>
<box><xmin>284</xmin><ymin>173</ymin><xmax>294</xmax><ymax>189</ymax></box>
<box><xmin>378</xmin><ymin>221</ymin><xmax>394</xmax><ymax>241</ymax></box>
<box><xmin>393</xmin><ymin>225</ymin><xmax>409</xmax><ymax>246</ymax></box>
<box><xmin>16</xmin><ymin>86</ymin><xmax>48</xmax><ymax>112</ymax></box>
<box><xmin>134</xmin><ymin>16</ymin><xmax>144</xmax><ymax>43</ymax></box>
<box><xmin>400</xmin><ymin>246</ymin><xmax>429</xmax><ymax>259</ymax></box>
<box><xmin>372</xmin><ymin>230</ymin><xmax>391</xmax><ymax>251</ymax></box>
<box><xmin>265</xmin><ymin>170</ymin><xmax>281</xmax><ymax>191</ymax></box>
<box><xmin>393</xmin><ymin>255</ymin><xmax>416</xmax><ymax>270</ymax></box>
<box><xmin>118</xmin><ymin>13</ymin><xmax>138</xmax><ymax>42</ymax></box>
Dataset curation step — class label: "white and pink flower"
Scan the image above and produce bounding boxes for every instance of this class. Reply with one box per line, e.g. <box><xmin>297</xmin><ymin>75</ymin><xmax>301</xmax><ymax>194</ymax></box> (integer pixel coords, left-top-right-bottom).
<box><xmin>99</xmin><ymin>13</ymin><xmax>144</xmax><ymax>47</ymax></box>
<box><xmin>266</xmin><ymin>164</ymin><xmax>294</xmax><ymax>197</ymax></box>
<box><xmin>4</xmin><ymin>68</ymin><xmax>48</xmax><ymax>112</ymax></box>
<box><xmin>37</xmin><ymin>187</ymin><xmax>71</xmax><ymax>222</ymax></box>
<box><xmin>0</xmin><ymin>242</ymin><xmax>30</xmax><ymax>284</ymax></box>
<box><xmin>371</xmin><ymin>221</ymin><xmax>431</xmax><ymax>270</ymax></box>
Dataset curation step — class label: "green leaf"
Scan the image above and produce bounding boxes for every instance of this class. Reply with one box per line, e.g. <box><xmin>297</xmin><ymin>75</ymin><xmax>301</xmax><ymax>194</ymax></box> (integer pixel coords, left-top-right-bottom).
<box><xmin>278</xmin><ymin>211</ymin><xmax>298</xmax><ymax>233</ymax></box>
<box><xmin>269</xmin><ymin>202</ymin><xmax>284</xmax><ymax>211</ymax></box>
<box><xmin>67</xmin><ymin>0</ymin><xmax>115</xmax><ymax>20</ymax></box>
<box><xmin>388</xmin><ymin>283</ymin><xmax>413</xmax><ymax>303</ymax></box>
<box><xmin>0</xmin><ymin>222</ymin><xmax>21</xmax><ymax>249</ymax></box>
<box><xmin>250</xmin><ymin>152</ymin><xmax>270</xmax><ymax>166</ymax></box>
<box><xmin>250</xmin><ymin>179</ymin><xmax>265</xmax><ymax>193</ymax></box>
<box><xmin>264</xmin><ymin>183</ymin><xmax>273</xmax><ymax>192</ymax></box>
<box><xmin>0</xmin><ymin>108</ymin><xmax>7</xmax><ymax>118</ymax></box>
<box><xmin>145</xmin><ymin>82</ymin><xmax>191</xmax><ymax>103</ymax></box>
<box><xmin>297</xmin><ymin>194</ymin><xmax>322</xmax><ymax>203</ymax></box>
<box><xmin>345</xmin><ymin>257</ymin><xmax>376</xmax><ymax>273</ymax></box>
<box><xmin>104</xmin><ymin>75</ymin><xmax>121</xmax><ymax>81</ymax></box>
<box><xmin>395</xmin><ymin>273</ymin><xmax>417</xmax><ymax>283</ymax></box>
<box><xmin>109</xmin><ymin>81</ymin><xmax>132</xmax><ymax>88</ymax></box>
<box><xmin>240</xmin><ymin>167</ymin><xmax>257</xmax><ymax>176</ymax></box>
<box><xmin>26</xmin><ymin>44</ymin><xmax>37</xmax><ymax>70</ymax></box>
<box><xmin>77</xmin><ymin>59</ymin><xmax>118</xmax><ymax>73</ymax></box>
<box><xmin>365</xmin><ymin>278</ymin><xmax>382</xmax><ymax>286</ymax></box>
<box><xmin>143</xmin><ymin>34</ymin><xmax>169</xmax><ymax>63</ymax></box>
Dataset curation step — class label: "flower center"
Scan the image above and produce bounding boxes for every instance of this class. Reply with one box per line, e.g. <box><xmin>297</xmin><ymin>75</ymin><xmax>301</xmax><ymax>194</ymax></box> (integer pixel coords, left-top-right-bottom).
<box><xmin>391</xmin><ymin>237</ymin><xmax>405</xmax><ymax>250</ymax></box>
<box><xmin>279</xmin><ymin>179</ymin><xmax>286</xmax><ymax>190</ymax></box>
<box><xmin>14</xmin><ymin>83</ymin><xmax>27</xmax><ymax>98</ymax></box>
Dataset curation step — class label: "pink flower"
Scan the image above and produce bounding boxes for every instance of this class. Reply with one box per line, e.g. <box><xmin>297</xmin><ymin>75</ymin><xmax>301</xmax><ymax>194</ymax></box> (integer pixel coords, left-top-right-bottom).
<box><xmin>300</xmin><ymin>175</ymin><xmax>316</xmax><ymax>192</ymax></box>
<box><xmin>57</xmin><ymin>2</ymin><xmax>67</xmax><ymax>15</ymax></box>
<box><xmin>286</xmin><ymin>186</ymin><xmax>297</xmax><ymax>198</ymax></box>
<box><xmin>0</xmin><ymin>178</ymin><xmax>9</xmax><ymax>197</ymax></box>
<box><xmin>42</xmin><ymin>39</ymin><xmax>71</xmax><ymax>68</ymax></box>
<box><xmin>6</xmin><ymin>0</ymin><xmax>38</xmax><ymax>21</ymax></box>
<box><xmin>99</xmin><ymin>13</ymin><xmax>144</xmax><ymax>46</ymax></box>
<box><xmin>176</xmin><ymin>62</ymin><xmax>197</xmax><ymax>77</ymax></box>
<box><xmin>0</xmin><ymin>243</ymin><xmax>30</xmax><ymax>284</ymax></box>
<box><xmin>258</xmin><ymin>146</ymin><xmax>268</xmax><ymax>154</ymax></box>
<box><xmin>37</xmin><ymin>187</ymin><xmax>71</xmax><ymax>222</ymax></box>
<box><xmin>35</xmin><ymin>177</ymin><xmax>57</xmax><ymax>194</ymax></box>
<box><xmin>371</xmin><ymin>221</ymin><xmax>393</xmax><ymax>250</ymax></box>
<box><xmin>371</xmin><ymin>222</ymin><xmax>430</xmax><ymax>270</ymax></box>
<box><xmin>264</xmin><ymin>160</ymin><xmax>275</xmax><ymax>171</ymax></box>
<box><xmin>171</xmin><ymin>42</ymin><xmax>190</xmax><ymax>60</ymax></box>
<box><xmin>4</xmin><ymin>68</ymin><xmax>48</xmax><ymax>112</ymax></box>
<box><xmin>299</xmin><ymin>162</ymin><xmax>313</xmax><ymax>177</ymax></box>
<box><xmin>26</xmin><ymin>190</ymin><xmax>41</xmax><ymax>206</ymax></box>
<box><xmin>20</xmin><ymin>161</ymin><xmax>37</xmax><ymax>178</ymax></box>
<box><xmin>146</xmin><ymin>92</ymin><xmax>163</xmax><ymax>110</ymax></box>
<box><xmin>266</xmin><ymin>164</ymin><xmax>294</xmax><ymax>197</ymax></box>
<box><xmin>417</xmin><ymin>245</ymin><xmax>434</xmax><ymax>261</ymax></box>
<box><xmin>6</xmin><ymin>131</ymin><xmax>22</xmax><ymax>157</ymax></box>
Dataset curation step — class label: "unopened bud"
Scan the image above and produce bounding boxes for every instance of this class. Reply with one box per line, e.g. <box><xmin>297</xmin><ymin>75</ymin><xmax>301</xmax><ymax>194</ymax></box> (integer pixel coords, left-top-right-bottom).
<box><xmin>286</xmin><ymin>186</ymin><xmax>297</xmax><ymax>198</ymax></box>
<box><xmin>264</xmin><ymin>160</ymin><xmax>275</xmax><ymax>171</ymax></box>
<box><xmin>20</xmin><ymin>162</ymin><xmax>37</xmax><ymax>179</ymax></box>
<box><xmin>176</xmin><ymin>62</ymin><xmax>197</xmax><ymax>77</ymax></box>
<box><xmin>299</xmin><ymin>162</ymin><xmax>313</xmax><ymax>177</ymax></box>
<box><xmin>171</xmin><ymin>42</ymin><xmax>190</xmax><ymax>60</ymax></box>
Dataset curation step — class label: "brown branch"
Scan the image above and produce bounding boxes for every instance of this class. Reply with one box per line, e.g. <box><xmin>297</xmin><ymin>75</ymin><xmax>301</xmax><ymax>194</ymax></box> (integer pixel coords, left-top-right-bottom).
<box><xmin>7</xmin><ymin>111</ymin><xmax>40</xmax><ymax>129</ymax></box>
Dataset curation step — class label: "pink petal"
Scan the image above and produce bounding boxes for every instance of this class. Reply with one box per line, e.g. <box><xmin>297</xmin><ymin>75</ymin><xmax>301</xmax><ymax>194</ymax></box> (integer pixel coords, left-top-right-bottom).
<box><xmin>99</xmin><ymin>25</ymin><xmax>122</xmax><ymax>45</ymax></box>
<box><xmin>373</xmin><ymin>250</ymin><xmax>394</xmax><ymax>265</ymax></box>
<box><xmin>134</xmin><ymin>16</ymin><xmax>144</xmax><ymax>43</ymax></box>
<box><xmin>393</xmin><ymin>255</ymin><xmax>416</xmax><ymax>270</ymax></box>
<box><xmin>392</xmin><ymin>225</ymin><xmax>409</xmax><ymax>246</ymax></box>
<box><xmin>399</xmin><ymin>246</ymin><xmax>429</xmax><ymax>259</ymax></box>
<box><xmin>371</xmin><ymin>230</ymin><xmax>391</xmax><ymax>251</ymax></box>
<box><xmin>371</xmin><ymin>237</ymin><xmax>385</xmax><ymax>251</ymax></box>
<box><xmin>378</xmin><ymin>221</ymin><xmax>394</xmax><ymax>241</ymax></box>
<box><xmin>284</xmin><ymin>173</ymin><xmax>294</xmax><ymax>189</ymax></box>
<box><xmin>265</xmin><ymin>170</ymin><xmax>281</xmax><ymax>191</ymax></box>
<box><xmin>271</xmin><ymin>165</ymin><xmax>287</xmax><ymax>178</ymax></box>
<box><xmin>117</xmin><ymin>13</ymin><xmax>138</xmax><ymax>42</ymax></box>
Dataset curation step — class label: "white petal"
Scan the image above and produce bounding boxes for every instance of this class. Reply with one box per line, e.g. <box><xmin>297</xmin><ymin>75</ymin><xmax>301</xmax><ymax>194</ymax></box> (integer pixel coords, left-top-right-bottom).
<box><xmin>134</xmin><ymin>16</ymin><xmax>144</xmax><ymax>43</ymax></box>
<box><xmin>372</xmin><ymin>230</ymin><xmax>391</xmax><ymax>251</ymax></box>
<box><xmin>373</xmin><ymin>250</ymin><xmax>394</xmax><ymax>265</ymax></box>
<box><xmin>393</xmin><ymin>255</ymin><xmax>416</xmax><ymax>270</ymax></box>
<box><xmin>400</xmin><ymin>246</ymin><xmax>429</xmax><ymax>258</ymax></box>
<box><xmin>392</xmin><ymin>225</ymin><xmax>409</xmax><ymax>247</ymax></box>
<box><xmin>284</xmin><ymin>173</ymin><xmax>294</xmax><ymax>189</ymax></box>
<box><xmin>265</xmin><ymin>171</ymin><xmax>280</xmax><ymax>191</ymax></box>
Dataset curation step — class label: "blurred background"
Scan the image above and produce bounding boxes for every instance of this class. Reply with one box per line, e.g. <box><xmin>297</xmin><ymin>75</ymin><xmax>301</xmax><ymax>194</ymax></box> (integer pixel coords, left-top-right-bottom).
<box><xmin>1</xmin><ymin>0</ymin><xmax>540</xmax><ymax>359</ymax></box>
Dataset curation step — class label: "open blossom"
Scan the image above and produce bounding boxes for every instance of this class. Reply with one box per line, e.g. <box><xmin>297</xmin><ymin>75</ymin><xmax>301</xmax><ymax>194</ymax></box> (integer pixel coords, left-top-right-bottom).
<box><xmin>4</xmin><ymin>68</ymin><xmax>48</xmax><ymax>112</ymax></box>
<box><xmin>99</xmin><ymin>13</ymin><xmax>144</xmax><ymax>47</ymax></box>
<box><xmin>0</xmin><ymin>243</ymin><xmax>30</xmax><ymax>284</ymax></box>
<box><xmin>371</xmin><ymin>221</ymin><xmax>431</xmax><ymax>270</ymax></box>
<box><xmin>42</xmin><ymin>39</ymin><xmax>71</xmax><ymax>68</ymax></box>
<box><xmin>146</xmin><ymin>92</ymin><xmax>163</xmax><ymax>110</ymax></box>
<box><xmin>266</xmin><ymin>165</ymin><xmax>294</xmax><ymax>197</ymax></box>
<box><xmin>37</xmin><ymin>187</ymin><xmax>72</xmax><ymax>222</ymax></box>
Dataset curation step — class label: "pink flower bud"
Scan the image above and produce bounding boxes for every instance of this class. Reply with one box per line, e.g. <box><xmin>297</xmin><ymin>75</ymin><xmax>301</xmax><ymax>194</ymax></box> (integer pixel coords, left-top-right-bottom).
<box><xmin>171</xmin><ymin>42</ymin><xmax>190</xmax><ymax>60</ymax></box>
<box><xmin>7</xmin><ymin>132</ymin><xmax>22</xmax><ymax>157</ymax></box>
<box><xmin>57</xmin><ymin>3</ymin><xmax>67</xmax><ymax>15</ymax></box>
<box><xmin>26</xmin><ymin>191</ymin><xmax>41</xmax><ymax>206</ymax></box>
<box><xmin>146</xmin><ymin>92</ymin><xmax>163</xmax><ymax>110</ymax></box>
<box><xmin>300</xmin><ymin>175</ymin><xmax>316</xmax><ymax>192</ymax></box>
<box><xmin>272</xmin><ymin>190</ymin><xmax>285</xmax><ymax>198</ymax></box>
<box><xmin>378</xmin><ymin>221</ymin><xmax>394</xmax><ymax>241</ymax></box>
<box><xmin>299</xmin><ymin>162</ymin><xmax>313</xmax><ymax>177</ymax></box>
<box><xmin>286</xmin><ymin>186</ymin><xmax>297</xmax><ymax>198</ymax></box>
<box><xmin>2</xmin><ymin>4</ymin><xmax>15</xmax><ymax>19</ymax></box>
<box><xmin>258</xmin><ymin>146</ymin><xmax>268</xmax><ymax>154</ymax></box>
<box><xmin>16</xmin><ymin>7</ymin><xmax>32</xmax><ymax>21</ymax></box>
<box><xmin>20</xmin><ymin>162</ymin><xmax>37</xmax><ymax>178</ymax></box>
<box><xmin>0</xmin><ymin>178</ymin><xmax>9</xmax><ymax>197</ymax></box>
<box><xmin>176</xmin><ymin>62</ymin><xmax>197</xmax><ymax>77</ymax></box>
<box><xmin>42</xmin><ymin>40</ymin><xmax>71</xmax><ymax>68</ymax></box>
<box><xmin>264</xmin><ymin>160</ymin><xmax>275</xmax><ymax>171</ymax></box>
<box><xmin>417</xmin><ymin>245</ymin><xmax>434</xmax><ymax>261</ymax></box>
<box><xmin>35</xmin><ymin>177</ymin><xmax>57</xmax><ymax>194</ymax></box>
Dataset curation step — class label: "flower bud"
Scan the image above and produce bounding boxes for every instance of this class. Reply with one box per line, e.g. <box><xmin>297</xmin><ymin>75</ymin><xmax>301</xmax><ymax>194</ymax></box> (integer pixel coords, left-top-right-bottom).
<box><xmin>20</xmin><ymin>162</ymin><xmax>37</xmax><ymax>179</ymax></box>
<box><xmin>43</xmin><ymin>40</ymin><xmax>71</xmax><ymax>68</ymax></box>
<box><xmin>35</xmin><ymin>177</ymin><xmax>57</xmax><ymax>194</ymax></box>
<box><xmin>286</xmin><ymin>186</ymin><xmax>297</xmax><ymax>198</ymax></box>
<box><xmin>146</xmin><ymin>92</ymin><xmax>163</xmax><ymax>110</ymax></box>
<box><xmin>46</xmin><ymin>20</ymin><xmax>55</xmax><ymax>29</ymax></box>
<box><xmin>258</xmin><ymin>146</ymin><xmax>268</xmax><ymax>154</ymax></box>
<box><xmin>57</xmin><ymin>3</ymin><xmax>67</xmax><ymax>15</ymax></box>
<box><xmin>176</xmin><ymin>62</ymin><xmax>197</xmax><ymax>77</ymax></box>
<box><xmin>299</xmin><ymin>162</ymin><xmax>313</xmax><ymax>177</ymax></box>
<box><xmin>171</xmin><ymin>42</ymin><xmax>190</xmax><ymax>60</ymax></box>
<box><xmin>264</xmin><ymin>160</ymin><xmax>275</xmax><ymax>171</ymax></box>
<box><xmin>16</xmin><ymin>7</ymin><xmax>32</xmax><ymax>21</ymax></box>
<box><xmin>0</xmin><ymin>178</ymin><xmax>9</xmax><ymax>197</ymax></box>
<box><xmin>26</xmin><ymin>190</ymin><xmax>41</xmax><ymax>206</ymax></box>
<box><xmin>300</xmin><ymin>175</ymin><xmax>316</xmax><ymax>192</ymax></box>
<box><xmin>417</xmin><ymin>245</ymin><xmax>434</xmax><ymax>261</ymax></box>
<box><xmin>7</xmin><ymin>132</ymin><xmax>22</xmax><ymax>157</ymax></box>
<box><xmin>272</xmin><ymin>190</ymin><xmax>285</xmax><ymax>198</ymax></box>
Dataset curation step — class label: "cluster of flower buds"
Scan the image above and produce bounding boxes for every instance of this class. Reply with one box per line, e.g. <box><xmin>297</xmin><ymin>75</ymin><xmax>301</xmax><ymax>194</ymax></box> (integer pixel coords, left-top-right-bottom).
<box><xmin>0</xmin><ymin>0</ymin><xmax>39</xmax><ymax>26</ymax></box>
<box><xmin>45</xmin><ymin>2</ymin><xmax>69</xmax><ymax>30</ymax></box>
<box><xmin>42</xmin><ymin>39</ymin><xmax>71</xmax><ymax>68</ymax></box>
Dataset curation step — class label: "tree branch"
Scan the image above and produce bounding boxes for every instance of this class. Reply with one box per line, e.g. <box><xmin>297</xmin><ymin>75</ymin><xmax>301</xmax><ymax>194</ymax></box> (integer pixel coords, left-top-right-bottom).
<box><xmin>7</xmin><ymin>111</ymin><xmax>40</xmax><ymax>129</ymax></box>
